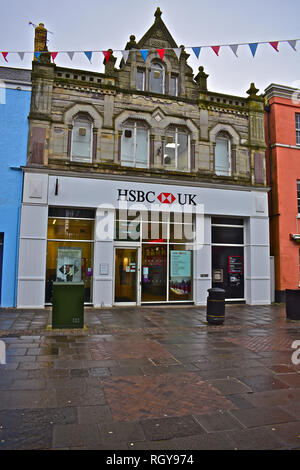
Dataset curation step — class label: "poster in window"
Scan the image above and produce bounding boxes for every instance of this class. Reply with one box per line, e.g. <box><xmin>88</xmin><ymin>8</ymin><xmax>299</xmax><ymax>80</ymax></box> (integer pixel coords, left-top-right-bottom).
<box><xmin>228</xmin><ymin>256</ymin><xmax>243</xmax><ymax>274</ymax></box>
<box><xmin>56</xmin><ymin>247</ymin><xmax>82</xmax><ymax>282</ymax></box>
<box><xmin>170</xmin><ymin>251</ymin><xmax>192</xmax><ymax>296</ymax></box>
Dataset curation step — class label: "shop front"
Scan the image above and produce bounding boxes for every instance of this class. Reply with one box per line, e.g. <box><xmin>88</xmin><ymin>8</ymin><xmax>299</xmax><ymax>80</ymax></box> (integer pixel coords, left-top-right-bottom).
<box><xmin>17</xmin><ymin>172</ymin><xmax>271</xmax><ymax>308</ymax></box>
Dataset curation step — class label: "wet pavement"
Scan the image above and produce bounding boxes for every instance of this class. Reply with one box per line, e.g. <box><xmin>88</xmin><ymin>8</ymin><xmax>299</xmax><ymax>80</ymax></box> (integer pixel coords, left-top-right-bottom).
<box><xmin>0</xmin><ymin>303</ymin><xmax>300</xmax><ymax>450</ymax></box>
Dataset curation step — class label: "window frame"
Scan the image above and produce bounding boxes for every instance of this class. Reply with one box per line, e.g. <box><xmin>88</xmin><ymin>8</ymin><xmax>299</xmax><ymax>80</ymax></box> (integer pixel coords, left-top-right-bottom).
<box><xmin>136</xmin><ymin>68</ymin><xmax>145</xmax><ymax>91</ymax></box>
<box><xmin>164</xmin><ymin>126</ymin><xmax>190</xmax><ymax>172</ymax></box>
<box><xmin>214</xmin><ymin>134</ymin><xmax>231</xmax><ymax>176</ymax></box>
<box><xmin>121</xmin><ymin>121</ymin><xmax>150</xmax><ymax>169</ymax></box>
<box><xmin>71</xmin><ymin>114</ymin><xmax>93</xmax><ymax>163</ymax></box>
<box><xmin>149</xmin><ymin>62</ymin><xmax>165</xmax><ymax>95</ymax></box>
<box><xmin>170</xmin><ymin>74</ymin><xmax>178</xmax><ymax>97</ymax></box>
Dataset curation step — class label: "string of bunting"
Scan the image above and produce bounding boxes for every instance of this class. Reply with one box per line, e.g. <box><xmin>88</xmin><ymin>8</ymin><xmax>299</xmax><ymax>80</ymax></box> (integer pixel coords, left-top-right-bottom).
<box><xmin>0</xmin><ymin>38</ymin><xmax>298</xmax><ymax>64</ymax></box>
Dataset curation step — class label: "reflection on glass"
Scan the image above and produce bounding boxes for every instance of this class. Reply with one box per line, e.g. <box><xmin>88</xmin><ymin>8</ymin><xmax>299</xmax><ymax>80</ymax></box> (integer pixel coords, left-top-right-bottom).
<box><xmin>48</xmin><ymin>218</ymin><xmax>94</xmax><ymax>240</ymax></box>
<box><xmin>169</xmin><ymin>245</ymin><xmax>193</xmax><ymax>301</ymax></box>
<box><xmin>142</xmin><ymin>244</ymin><xmax>167</xmax><ymax>302</ymax></box>
<box><xmin>115</xmin><ymin>249</ymin><xmax>137</xmax><ymax>302</ymax></box>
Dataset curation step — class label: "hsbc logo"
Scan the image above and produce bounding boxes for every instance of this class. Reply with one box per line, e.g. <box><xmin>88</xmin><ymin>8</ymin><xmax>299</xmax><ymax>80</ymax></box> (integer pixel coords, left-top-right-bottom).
<box><xmin>117</xmin><ymin>189</ymin><xmax>196</xmax><ymax>205</ymax></box>
<box><xmin>157</xmin><ymin>193</ymin><xmax>176</xmax><ymax>204</ymax></box>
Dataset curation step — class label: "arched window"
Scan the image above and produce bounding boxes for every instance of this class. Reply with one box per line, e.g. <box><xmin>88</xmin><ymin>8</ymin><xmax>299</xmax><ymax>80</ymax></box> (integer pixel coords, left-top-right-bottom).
<box><xmin>215</xmin><ymin>132</ymin><xmax>231</xmax><ymax>176</ymax></box>
<box><xmin>121</xmin><ymin>120</ymin><xmax>149</xmax><ymax>168</ymax></box>
<box><xmin>150</xmin><ymin>62</ymin><xmax>164</xmax><ymax>94</ymax></box>
<box><xmin>164</xmin><ymin>126</ymin><xmax>190</xmax><ymax>171</ymax></box>
<box><xmin>71</xmin><ymin>114</ymin><xmax>93</xmax><ymax>162</ymax></box>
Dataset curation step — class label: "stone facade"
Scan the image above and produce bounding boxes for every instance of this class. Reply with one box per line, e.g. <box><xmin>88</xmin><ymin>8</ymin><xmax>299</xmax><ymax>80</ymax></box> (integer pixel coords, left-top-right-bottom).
<box><xmin>26</xmin><ymin>8</ymin><xmax>266</xmax><ymax>187</ymax></box>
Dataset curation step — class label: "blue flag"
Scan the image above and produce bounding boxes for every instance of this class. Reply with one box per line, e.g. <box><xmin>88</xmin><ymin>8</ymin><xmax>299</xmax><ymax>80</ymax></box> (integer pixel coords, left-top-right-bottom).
<box><xmin>84</xmin><ymin>51</ymin><xmax>92</xmax><ymax>62</ymax></box>
<box><xmin>140</xmin><ymin>49</ymin><xmax>148</xmax><ymax>62</ymax></box>
<box><xmin>34</xmin><ymin>52</ymin><xmax>41</xmax><ymax>61</ymax></box>
<box><xmin>192</xmin><ymin>47</ymin><xmax>201</xmax><ymax>59</ymax></box>
<box><xmin>249</xmin><ymin>43</ymin><xmax>258</xmax><ymax>57</ymax></box>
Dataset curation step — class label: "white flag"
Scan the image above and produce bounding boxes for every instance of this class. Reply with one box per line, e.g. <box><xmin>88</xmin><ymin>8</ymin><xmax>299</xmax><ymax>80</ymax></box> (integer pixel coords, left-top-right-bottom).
<box><xmin>121</xmin><ymin>50</ymin><xmax>129</xmax><ymax>64</ymax></box>
<box><xmin>229</xmin><ymin>44</ymin><xmax>239</xmax><ymax>57</ymax></box>
<box><xmin>18</xmin><ymin>52</ymin><xmax>25</xmax><ymax>61</ymax></box>
<box><xmin>66</xmin><ymin>51</ymin><xmax>75</xmax><ymax>60</ymax></box>
<box><xmin>288</xmin><ymin>40</ymin><xmax>297</xmax><ymax>51</ymax></box>
<box><xmin>173</xmin><ymin>48</ymin><xmax>182</xmax><ymax>60</ymax></box>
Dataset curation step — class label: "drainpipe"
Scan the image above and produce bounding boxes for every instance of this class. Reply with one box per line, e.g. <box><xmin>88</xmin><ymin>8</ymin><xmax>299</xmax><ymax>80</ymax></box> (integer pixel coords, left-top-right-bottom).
<box><xmin>265</xmin><ymin>102</ymin><xmax>273</xmax><ymax>219</ymax></box>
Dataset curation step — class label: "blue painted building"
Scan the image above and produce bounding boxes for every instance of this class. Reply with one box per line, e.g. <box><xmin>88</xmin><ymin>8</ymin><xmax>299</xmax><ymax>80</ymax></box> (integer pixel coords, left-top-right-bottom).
<box><xmin>0</xmin><ymin>67</ymin><xmax>31</xmax><ymax>307</ymax></box>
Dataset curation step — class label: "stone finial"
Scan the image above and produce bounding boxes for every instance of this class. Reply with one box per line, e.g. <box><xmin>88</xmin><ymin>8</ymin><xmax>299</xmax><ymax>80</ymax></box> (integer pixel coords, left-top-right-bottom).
<box><xmin>103</xmin><ymin>49</ymin><xmax>117</xmax><ymax>75</ymax></box>
<box><xmin>246</xmin><ymin>82</ymin><xmax>259</xmax><ymax>98</ymax></box>
<box><xmin>154</xmin><ymin>7</ymin><xmax>162</xmax><ymax>20</ymax></box>
<box><xmin>125</xmin><ymin>35</ymin><xmax>137</xmax><ymax>50</ymax></box>
<box><xmin>195</xmin><ymin>66</ymin><xmax>209</xmax><ymax>91</ymax></box>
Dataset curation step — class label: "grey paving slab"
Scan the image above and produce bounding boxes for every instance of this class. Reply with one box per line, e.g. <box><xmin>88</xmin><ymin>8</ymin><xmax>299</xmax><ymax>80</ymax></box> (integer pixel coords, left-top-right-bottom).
<box><xmin>0</xmin><ymin>303</ymin><xmax>300</xmax><ymax>450</ymax></box>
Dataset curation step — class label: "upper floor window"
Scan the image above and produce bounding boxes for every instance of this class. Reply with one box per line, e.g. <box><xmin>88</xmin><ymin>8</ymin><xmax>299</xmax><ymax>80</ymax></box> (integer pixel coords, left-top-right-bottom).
<box><xmin>150</xmin><ymin>62</ymin><xmax>164</xmax><ymax>94</ymax></box>
<box><xmin>136</xmin><ymin>69</ymin><xmax>145</xmax><ymax>91</ymax></box>
<box><xmin>164</xmin><ymin>127</ymin><xmax>189</xmax><ymax>171</ymax></box>
<box><xmin>297</xmin><ymin>181</ymin><xmax>300</xmax><ymax>213</ymax></box>
<box><xmin>296</xmin><ymin>114</ymin><xmax>300</xmax><ymax>146</ymax></box>
<box><xmin>170</xmin><ymin>74</ymin><xmax>178</xmax><ymax>97</ymax></box>
<box><xmin>215</xmin><ymin>132</ymin><xmax>231</xmax><ymax>176</ymax></box>
<box><xmin>121</xmin><ymin>120</ymin><xmax>149</xmax><ymax>168</ymax></box>
<box><xmin>71</xmin><ymin>114</ymin><xmax>92</xmax><ymax>162</ymax></box>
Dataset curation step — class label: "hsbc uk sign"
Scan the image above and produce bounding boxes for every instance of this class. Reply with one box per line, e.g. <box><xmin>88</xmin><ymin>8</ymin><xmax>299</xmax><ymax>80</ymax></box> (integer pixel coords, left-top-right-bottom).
<box><xmin>117</xmin><ymin>189</ymin><xmax>197</xmax><ymax>206</ymax></box>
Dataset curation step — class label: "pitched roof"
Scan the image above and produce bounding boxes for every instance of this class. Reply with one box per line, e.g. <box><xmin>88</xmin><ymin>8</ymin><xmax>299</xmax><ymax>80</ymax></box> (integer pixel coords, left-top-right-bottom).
<box><xmin>137</xmin><ymin>8</ymin><xmax>178</xmax><ymax>49</ymax></box>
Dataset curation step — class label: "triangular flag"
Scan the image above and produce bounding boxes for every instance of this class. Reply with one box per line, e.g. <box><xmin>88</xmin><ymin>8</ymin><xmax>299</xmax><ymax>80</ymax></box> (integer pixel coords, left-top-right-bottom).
<box><xmin>157</xmin><ymin>49</ymin><xmax>165</xmax><ymax>61</ymax></box>
<box><xmin>18</xmin><ymin>52</ymin><xmax>25</xmax><ymax>61</ymax></box>
<box><xmin>140</xmin><ymin>49</ymin><xmax>148</xmax><ymax>62</ymax></box>
<box><xmin>229</xmin><ymin>45</ymin><xmax>239</xmax><ymax>57</ymax></box>
<box><xmin>121</xmin><ymin>50</ymin><xmax>129</xmax><ymax>64</ymax></box>
<box><xmin>211</xmin><ymin>46</ymin><xmax>220</xmax><ymax>56</ymax></box>
<box><xmin>34</xmin><ymin>52</ymin><xmax>41</xmax><ymax>61</ymax></box>
<box><xmin>270</xmin><ymin>41</ymin><xmax>279</xmax><ymax>52</ymax></box>
<box><xmin>84</xmin><ymin>51</ymin><xmax>92</xmax><ymax>63</ymax></box>
<box><xmin>288</xmin><ymin>40</ymin><xmax>297</xmax><ymax>51</ymax></box>
<box><xmin>249</xmin><ymin>43</ymin><xmax>258</xmax><ymax>57</ymax></box>
<box><xmin>192</xmin><ymin>47</ymin><xmax>201</xmax><ymax>59</ymax></box>
<box><xmin>51</xmin><ymin>52</ymin><xmax>58</xmax><ymax>63</ymax></box>
<box><xmin>102</xmin><ymin>50</ymin><xmax>111</xmax><ymax>63</ymax></box>
<box><xmin>2</xmin><ymin>52</ymin><xmax>8</xmax><ymax>62</ymax></box>
<box><xmin>66</xmin><ymin>51</ymin><xmax>75</xmax><ymax>60</ymax></box>
<box><xmin>173</xmin><ymin>48</ymin><xmax>182</xmax><ymax>60</ymax></box>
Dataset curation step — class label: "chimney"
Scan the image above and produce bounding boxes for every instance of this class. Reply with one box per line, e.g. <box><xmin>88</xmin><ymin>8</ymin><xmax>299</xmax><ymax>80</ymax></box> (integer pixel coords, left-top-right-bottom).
<box><xmin>34</xmin><ymin>23</ymin><xmax>48</xmax><ymax>61</ymax></box>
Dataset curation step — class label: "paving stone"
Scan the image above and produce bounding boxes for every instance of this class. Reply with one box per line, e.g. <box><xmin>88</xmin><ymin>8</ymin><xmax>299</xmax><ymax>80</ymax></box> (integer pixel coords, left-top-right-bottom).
<box><xmin>237</xmin><ymin>374</ymin><xmax>290</xmax><ymax>392</ymax></box>
<box><xmin>77</xmin><ymin>405</ymin><xmax>113</xmax><ymax>424</ymax></box>
<box><xmin>98</xmin><ymin>421</ymin><xmax>145</xmax><ymax>446</ymax></box>
<box><xmin>141</xmin><ymin>415</ymin><xmax>204</xmax><ymax>441</ymax></box>
<box><xmin>208</xmin><ymin>377</ymin><xmax>252</xmax><ymax>395</ymax></box>
<box><xmin>230</xmin><ymin>406</ymin><xmax>296</xmax><ymax>428</ymax></box>
<box><xmin>193</xmin><ymin>410</ymin><xmax>243</xmax><ymax>432</ymax></box>
<box><xmin>265</xmin><ymin>422</ymin><xmax>300</xmax><ymax>449</ymax></box>
<box><xmin>224</xmin><ymin>427</ymin><xmax>284</xmax><ymax>450</ymax></box>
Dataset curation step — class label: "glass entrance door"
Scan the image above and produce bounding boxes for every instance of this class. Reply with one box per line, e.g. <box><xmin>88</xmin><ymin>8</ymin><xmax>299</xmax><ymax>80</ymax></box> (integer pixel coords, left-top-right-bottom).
<box><xmin>115</xmin><ymin>248</ymin><xmax>138</xmax><ymax>303</ymax></box>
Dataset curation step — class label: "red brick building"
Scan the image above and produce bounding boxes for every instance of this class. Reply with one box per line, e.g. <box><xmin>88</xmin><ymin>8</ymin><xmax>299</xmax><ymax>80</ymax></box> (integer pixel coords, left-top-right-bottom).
<box><xmin>265</xmin><ymin>84</ymin><xmax>300</xmax><ymax>302</ymax></box>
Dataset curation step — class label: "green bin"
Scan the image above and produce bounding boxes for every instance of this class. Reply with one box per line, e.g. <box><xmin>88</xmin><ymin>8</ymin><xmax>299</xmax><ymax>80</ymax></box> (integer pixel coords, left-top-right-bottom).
<box><xmin>52</xmin><ymin>282</ymin><xmax>84</xmax><ymax>329</ymax></box>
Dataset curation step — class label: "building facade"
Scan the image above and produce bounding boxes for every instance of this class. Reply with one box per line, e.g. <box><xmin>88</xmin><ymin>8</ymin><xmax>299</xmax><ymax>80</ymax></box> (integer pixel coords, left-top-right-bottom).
<box><xmin>265</xmin><ymin>83</ymin><xmax>300</xmax><ymax>302</ymax></box>
<box><xmin>0</xmin><ymin>67</ymin><xmax>31</xmax><ymax>307</ymax></box>
<box><xmin>17</xmin><ymin>10</ymin><xmax>270</xmax><ymax>308</ymax></box>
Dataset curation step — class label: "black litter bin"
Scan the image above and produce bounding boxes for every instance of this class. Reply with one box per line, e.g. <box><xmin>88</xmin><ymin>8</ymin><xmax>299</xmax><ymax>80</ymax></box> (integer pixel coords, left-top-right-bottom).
<box><xmin>207</xmin><ymin>287</ymin><xmax>226</xmax><ymax>325</ymax></box>
<box><xmin>52</xmin><ymin>282</ymin><xmax>84</xmax><ymax>329</ymax></box>
<box><xmin>286</xmin><ymin>289</ymin><xmax>300</xmax><ymax>321</ymax></box>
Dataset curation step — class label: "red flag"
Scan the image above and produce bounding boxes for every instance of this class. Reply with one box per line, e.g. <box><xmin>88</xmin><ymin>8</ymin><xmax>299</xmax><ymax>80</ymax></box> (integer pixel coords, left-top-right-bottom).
<box><xmin>2</xmin><ymin>52</ymin><xmax>8</xmax><ymax>62</ymax></box>
<box><xmin>102</xmin><ymin>50</ymin><xmax>111</xmax><ymax>63</ymax></box>
<box><xmin>51</xmin><ymin>52</ymin><xmax>58</xmax><ymax>62</ymax></box>
<box><xmin>211</xmin><ymin>46</ymin><xmax>220</xmax><ymax>56</ymax></box>
<box><xmin>270</xmin><ymin>42</ymin><xmax>279</xmax><ymax>52</ymax></box>
<box><xmin>157</xmin><ymin>49</ymin><xmax>165</xmax><ymax>61</ymax></box>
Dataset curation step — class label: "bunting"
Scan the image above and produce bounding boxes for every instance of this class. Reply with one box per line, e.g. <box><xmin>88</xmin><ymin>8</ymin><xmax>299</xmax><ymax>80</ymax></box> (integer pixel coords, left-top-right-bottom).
<box><xmin>0</xmin><ymin>38</ymin><xmax>299</xmax><ymax>64</ymax></box>
<box><xmin>249</xmin><ymin>43</ymin><xmax>258</xmax><ymax>57</ymax></box>
<box><xmin>192</xmin><ymin>47</ymin><xmax>201</xmax><ymax>58</ymax></box>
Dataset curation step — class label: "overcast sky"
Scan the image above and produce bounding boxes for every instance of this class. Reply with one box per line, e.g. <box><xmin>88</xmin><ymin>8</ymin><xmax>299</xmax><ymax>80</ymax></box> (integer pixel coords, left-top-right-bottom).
<box><xmin>1</xmin><ymin>0</ymin><xmax>300</xmax><ymax>96</ymax></box>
